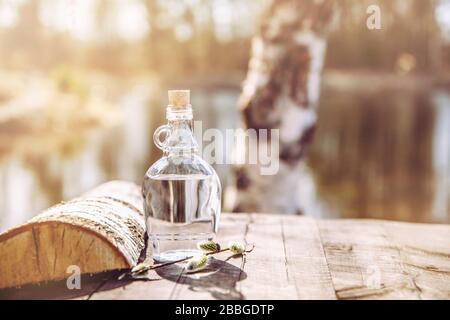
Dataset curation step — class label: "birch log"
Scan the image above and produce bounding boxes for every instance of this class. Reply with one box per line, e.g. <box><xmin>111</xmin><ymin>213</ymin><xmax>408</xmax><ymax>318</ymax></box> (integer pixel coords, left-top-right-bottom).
<box><xmin>232</xmin><ymin>0</ymin><xmax>336</xmax><ymax>214</ymax></box>
<box><xmin>0</xmin><ymin>181</ymin><xmax>145</xmax><ymax>289</ymax></box>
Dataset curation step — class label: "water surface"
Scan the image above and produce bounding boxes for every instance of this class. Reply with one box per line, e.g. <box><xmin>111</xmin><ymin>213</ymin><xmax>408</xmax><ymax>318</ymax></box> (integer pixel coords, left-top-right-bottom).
<box><xmin>0</xmin><ymin>85</ymin><xmax>448</xmax><ymax>231</ymax></box>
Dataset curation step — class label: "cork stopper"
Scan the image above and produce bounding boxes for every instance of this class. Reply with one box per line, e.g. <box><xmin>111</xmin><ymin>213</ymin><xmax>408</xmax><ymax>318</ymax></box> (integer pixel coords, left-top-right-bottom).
<box><xmin>168</xmin><ymin>90</ymin><xmax>190</xmax><ymax>109</ymax></box>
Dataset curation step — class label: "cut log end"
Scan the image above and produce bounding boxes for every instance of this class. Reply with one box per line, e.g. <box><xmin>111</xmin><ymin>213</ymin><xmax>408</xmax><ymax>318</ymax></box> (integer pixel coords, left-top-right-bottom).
<box><xmin>0</xmin><ymin>181</ymin><xmax>145</xmax><ymax>289</ymax></box>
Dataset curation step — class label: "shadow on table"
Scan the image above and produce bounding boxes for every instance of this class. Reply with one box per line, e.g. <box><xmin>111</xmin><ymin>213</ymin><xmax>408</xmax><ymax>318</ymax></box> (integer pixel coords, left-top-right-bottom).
<box><xmin>0</xmin><ymin>258</ymin><xmax>247</xmax><ymax>300</ymax></box>
<box><xmin>0</xmin><ymin>270</ymin><xmax>129</xmax><ymax>300</ymax></box>
<box><xmin>156</xmin><ymin>256</ymin><xmax>247</xmax><ymax>300</ymax></box>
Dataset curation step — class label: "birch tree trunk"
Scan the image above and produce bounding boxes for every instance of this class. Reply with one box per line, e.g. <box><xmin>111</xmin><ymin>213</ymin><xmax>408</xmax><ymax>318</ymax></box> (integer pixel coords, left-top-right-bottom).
<box><xmin>232</xmin><ymin>0</ymin><xmax>336</xmax><ymax>214</ymax></box>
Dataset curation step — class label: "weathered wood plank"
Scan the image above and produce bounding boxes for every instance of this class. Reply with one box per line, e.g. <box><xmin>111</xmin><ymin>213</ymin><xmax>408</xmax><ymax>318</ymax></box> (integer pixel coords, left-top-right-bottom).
<box><xmin>87</xmin><ymin>214</ymin><xmax>251</xmax><ymax>300</ymax></box>
<box><xmin>168</xmin><ymin>214</ymin><xmax>250</xmax><ymax>300</ymax></box>
<box><xmin>318</xmin><ymin>219</ymin><xmax>424</xmax><ymax>299</ymax></box>
<box><xmin>112</xmin><ymin>214</ymin><xmax>332</xmax><ymax>300</ymax></box>
<box><xmin>230</xmin><ymin>214</ymin><xmax>298</xmax><ymax>299</ymax></box>
<box><xmin>383</xmin><ymin>221</ymin><xmax>450</xmax><ymax>299</ymax></box>
<box><xmin>281</xmin><ymin>215</ymin><xmax>336</xmax><ymax>299</ymax></box>
<box><xmin>1</xmin><ymin>213</ymin><xmax>449</xmax><ymax>300</ymax></box>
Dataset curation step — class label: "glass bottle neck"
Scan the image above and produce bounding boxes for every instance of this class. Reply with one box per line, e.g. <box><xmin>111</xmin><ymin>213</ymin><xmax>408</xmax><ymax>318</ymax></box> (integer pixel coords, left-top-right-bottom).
<box><xmin>166</xmin><ymin>105</ymin><xmax>193</xmax><ymax>121</ymax></box>
<box><xmin>163</xmin><ymin>106</ymin><xmax>198</xmax><ymax>156</ymax></box>
<box><xmin>168</xmin><ymin>118</ymin><xmax>192</xmax><ymax>129</ymax></box>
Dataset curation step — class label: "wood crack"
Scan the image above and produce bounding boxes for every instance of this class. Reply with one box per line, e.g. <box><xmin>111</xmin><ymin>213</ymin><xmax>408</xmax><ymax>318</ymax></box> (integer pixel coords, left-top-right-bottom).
<box><xmin>280</xmin><ymin>218</ymin><xmax>290</xmax><ymax>281</ymax></box>
<box><xmin>315</xmin><ymin>220</ymin><xmax>338</xmax><ymax>300</ymax></box>
<box><xmin>31</xmin><ymin>227</ymin><xmax>42</xmax><ymax>274</ymax></box>
<box><xmin>53</xmin><ymin>250</ymin><xmax>58</xmax><ymax>273</ymax></box>
<box><xmin>74</xmin><ymin>233</ymin><xmax>84</xmax><ymax>250</ymax></box>
<box><xmin>85</xmin><ymin>239</ymin><xmax>96</xmax><ymax>259</ymax></box>
<box><xmin>404</xmin><ymin>262</ymin><xmax>450</xmax><ymax>274</ymax></box>
<box><xmin>338</xmin><ymin>283</ymin><xmax>410</xmax><ymax>300</ymax></box>
<box><xmin>403</xmin><ymin>245</ymin><xmax>450</xmax><ymax>259</ymax></box>
<box><xmin>382</xmin><ymin>223</ymin><xmax>423</xmax><ymax>300</ymax></box>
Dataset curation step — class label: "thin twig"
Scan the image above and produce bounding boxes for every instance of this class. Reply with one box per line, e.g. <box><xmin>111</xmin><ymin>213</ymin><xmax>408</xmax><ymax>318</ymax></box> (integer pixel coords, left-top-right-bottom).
<box><xmin>120</xmin><ymin>243</ymin><xmax>255</xmax><ymax>280</ymax></box>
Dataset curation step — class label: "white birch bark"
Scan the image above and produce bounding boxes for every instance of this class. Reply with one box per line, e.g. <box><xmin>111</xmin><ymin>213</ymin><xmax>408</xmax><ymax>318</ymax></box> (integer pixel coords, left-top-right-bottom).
<box><xmin>231</xmin><ymin>0</ymin><xmax>336</xmax><ymax>214</ymax></box>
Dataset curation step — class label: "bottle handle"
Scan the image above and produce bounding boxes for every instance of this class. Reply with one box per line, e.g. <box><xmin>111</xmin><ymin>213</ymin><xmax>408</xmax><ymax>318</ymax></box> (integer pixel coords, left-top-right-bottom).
<box><xmin>153</xmin><ymin>125</ymin><xmax>171</xmax><ymax>151</ymax></box>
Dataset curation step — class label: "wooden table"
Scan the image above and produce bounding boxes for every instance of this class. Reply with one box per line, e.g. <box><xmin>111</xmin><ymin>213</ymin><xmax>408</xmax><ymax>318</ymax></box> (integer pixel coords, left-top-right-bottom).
<box><xmin>1</xmin><ymin>213</ymin><xmax>449</xmax><ymax>300</ymax></box>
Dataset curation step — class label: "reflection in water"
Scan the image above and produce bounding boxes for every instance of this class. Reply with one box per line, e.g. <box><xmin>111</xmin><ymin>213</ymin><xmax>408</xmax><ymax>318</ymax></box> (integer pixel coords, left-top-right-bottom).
<box><xmin>432</xmin><ymin>91</ymin><xmax>450</xmax><ymax>221</ymax></box>
<box><xmin>0</xmin><ymin>86</ymin><xmax>158</xmax><ymax>232</ymax></box>
<box><xmin>61</xmin><ymin>130</ymin><xmax>107</xmax><ymax>200</ymax></box>
<box><xmin>116</xmin><ymin>90</ymin><xmax>152</xmax><ymax>182</ymax></box>
<box><xmin>308</xmin><ymin>88</ymin><xmax>449</xmax><ymax>223</ymax></box>
<box><xmin>0</xmin><ymin>86</ymin><xmax>448</xmax><ymax>231</ymax></box>
<box><xmin>0</xmin><ymin>159</ymin><xmax>40</xmax><ymax>229</ymax></box>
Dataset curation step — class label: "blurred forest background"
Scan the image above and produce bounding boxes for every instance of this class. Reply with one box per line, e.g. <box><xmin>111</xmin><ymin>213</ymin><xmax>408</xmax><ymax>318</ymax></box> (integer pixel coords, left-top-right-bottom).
<box><xmin>0</xmin><ymin>0</ymin><xmax>449</xmax><ymax>231</ymax></box>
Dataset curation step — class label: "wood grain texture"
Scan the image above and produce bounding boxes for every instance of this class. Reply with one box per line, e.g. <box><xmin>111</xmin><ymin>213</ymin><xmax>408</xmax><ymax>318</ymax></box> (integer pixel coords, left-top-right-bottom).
<box><xmin>383</xmin><ymin>221</ymin><xmax>450</xmax><ymax>299</ymax></box>
<box><xmin>0</xmin><ymin>193</ymin><xmax>449</xmax><ymax>299</ymax></box>
<box><xmin>0</xmin><ymin>181</ymin><xmax>145</xmax><ymax>289</ymax></box>
<box><xmin>85</xmin><ymin>215</ymin><xmax>450</xmax><ymax>300</ymax></box>
<box><xmin>281</xmin><ymin>215</ymin><xmax>336</xmax><ymax>299</ymax></box>
<box><xmin>318</xmin><ymin>219</ymin><xmax>421</xmax><ymax>299</ymax></box>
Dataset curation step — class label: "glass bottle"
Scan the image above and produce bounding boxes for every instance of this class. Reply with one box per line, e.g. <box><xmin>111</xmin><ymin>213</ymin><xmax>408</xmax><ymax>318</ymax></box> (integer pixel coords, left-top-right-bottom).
<box><xmin>142</xmin><ymin>90</ymin><xmax>221</xmax><ymax>262</ymax></box>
